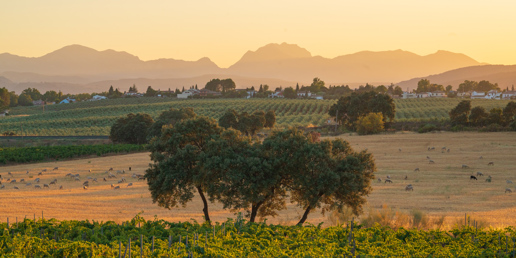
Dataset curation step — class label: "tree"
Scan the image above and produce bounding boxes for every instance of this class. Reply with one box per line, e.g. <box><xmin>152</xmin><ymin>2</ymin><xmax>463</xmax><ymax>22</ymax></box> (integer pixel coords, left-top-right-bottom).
<box><xmin>43</xmin><ymin>90</ymin><xmax>61</xmax><ymax>103</ymax></box>
<box><xmin>110</xmin><ymin>113</ymin><xmax>154</xmax><ymax>144</ymax></box>
<box><xmin>22</xmin><ymin>88</ymin><xmax>42</xmax><ymax>101</ymax></box>
<box><xmin>218</xmin><ymin>109</ymin><xmax>239</xmax><ymax>129</ymax></box>
<box><xmin>310</xmin><ymin>77</ymin><xmax>326</xmax><ymax>92</ymax></box>
<box><xmin>264</xmin><ymin>110</ymin><xmax>276</xmax><ymax>128</ymax></box>
<box><xmin>205</xmin><ymin>78</ymin><xmax>236</xmax><ymax>93</ymax></box>
<box><xmin>393</xmin><ymin>86</ymin><xmax>403</xmax><ymax>96</ymax></box>
<box><xmin>329</xmin><ymin>91</ymin><xmax>395</xmax><ymax>130</ymax></box>
<box><xmin>18</xmin><ymin>93</ymin><xmax>33</xmax><ymax>106</ymax></box>
<box><xmin>9</xmin><ymin>91</ymin><xmax>18</xmax><ymax>107</ymax></box>
<box><xmin>258</xmin><ymin>84</ymin><xmax>263</xmax><ymax>93</ymax></box>
<box><xmin>355</xmin><ymin>113</ymin><xmax>385</xmax><ymax>135</ymax></box>
<box><xmin>108</xmin><ymin>85</ymin><xmax>114</xmax><ymax>96</ymax></box>
<box><xmin>445</xmin><ymin>85</ymin><xmax>453</xmax><ymax>93</ymax></box>
<box><xmin>376</xmin><ymin>85</ymin><xmax>387</xmax><ymax>93</ymax></box>
<box><xmin>0</xmin><ymin>88</ymin><xmax>10</xmax><ymax>110</ymax></box>
<box><xmin>202</xmin><ymin>129</ymin><xmax>285</xmax><ymax>222</ymax></box>
<box><xmin>147</xmin><ymin>107</ymin><xmax>197</xmax><ymax>140</ymax></box>
<box><xmin>296</xmin><ymin>83</ymin><xmax>300</xmax><ymax>93</ymax></box>
<box><xmin>458</xmin><ymin>80</ymin><xmax>477</xmax><ymax>93</ymax></box>
<box><xmin>263</xmin><ymin>85</ymin><xmax>269</xmax><ymax>92</ymax></box>
<box><xmin>129</xmin><ymin>84</ymin><xmax>138</xmax><ymax>93</ymax></box>
<box><xmin>503</xmin><ymin>101</ymin><xmax>516</xmax><ymax>124</ymax></box>
<box><xmin>283</xmin><ymin>87</ymin><xmax>297</xmax><ymax>99</ymax></box>
<box><xmin>476</xmin><ymin>80</ymin><xmax>499</xmax><ymax>92</ymax></box>
<box><xmin>487</xmin><ymin>108</ymin><xmax>503</xmax><ymax>125</ymax></box>
<box><xmin>449</xmin><ymin>100</ymin><xmax>471</xmax><ymax>126</ymax></box>
<box><xmin>469</xmin><ymin>106</ymin><xmax>488</xmax><ymax>126</ymax></box>
<box><xmin>145</xmin><ymin>117</ymin><xmax>223</xmax><ymax>222</ymax></box>
<box><xmin>290</xmin><ymin>138</ymin><xmax>376</xmax><ymax>225</ymax></box>
<box><xmin>145</xmin><ymin>86</ymin><xmax>158</xmax><ymax>97</ymax></box>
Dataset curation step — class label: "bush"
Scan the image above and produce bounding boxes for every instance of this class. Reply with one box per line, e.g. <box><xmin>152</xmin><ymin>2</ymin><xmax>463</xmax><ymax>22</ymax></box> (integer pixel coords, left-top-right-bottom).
<box><xmin>480</xmin><ymin>123</ymin><xmax>505</xmax><ymax>132</ymax></box>
<box><xmin>110</xmin><ymin>113</ymin><xmax>154</xmax><ymax>144</ymax></box>
<box><xmin>355</xmin><ymin>112</ymin><xmax>384</xmax><ymax>135</ymax></box>
<box><xmin>418</xmin><ymin>123</ymin><xmax>439</xmax><ymax>133</ymax></box>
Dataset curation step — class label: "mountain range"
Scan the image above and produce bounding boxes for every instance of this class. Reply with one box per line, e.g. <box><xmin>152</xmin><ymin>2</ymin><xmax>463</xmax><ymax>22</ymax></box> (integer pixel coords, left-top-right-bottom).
<box><xmin>0</xmin><ymin>43</ymin><xmax>513</xmax><ymax>94</ymax></box>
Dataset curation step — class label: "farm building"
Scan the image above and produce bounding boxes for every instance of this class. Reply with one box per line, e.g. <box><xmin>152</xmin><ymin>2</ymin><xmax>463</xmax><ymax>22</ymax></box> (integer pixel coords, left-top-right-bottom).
<box><xmin>297</xmin><ymin>91</ymin><xmax>312</xmax><ymax>97</ymax></box>
<box><xmin>268</xmin><ymin>90</ymin><xmax>284</xmax><ymax>98</ymax></box>
<box><xmin>32</xmin><ymin>100</ymin><xmax>45</xmax><ymax>105</ymax></box>
<box><xmin>471</xmin><ymin>91</ymin><xmax>486</xmax><ymax>99</ymax></box>
<box><xmin>502</xmin><ymin>91</ymin><xmax>516</xmax><ymax>99</ymax></box>
<box><xmin>59</xmin><ymin>98</ymin><xmax>76</xmax><ymax>104</ymax></box>
<box><xmin>199</xmin><ymin>89</ymin><xmax>222</xmax><ymax>97</ymax></box>
<box><xmin>402</xmin><ymin>91</ymin><xmax>416</xmax><ymax>99</ymax></box>
<box><xmin>177</xmin><ymin>89</ymin><xmax>200</xmax><ymax>99</ymax></box>
<box><xmin>89</xmin><ymin>95</ymin><xmax>107</xmax><ymax>101</ymax></box>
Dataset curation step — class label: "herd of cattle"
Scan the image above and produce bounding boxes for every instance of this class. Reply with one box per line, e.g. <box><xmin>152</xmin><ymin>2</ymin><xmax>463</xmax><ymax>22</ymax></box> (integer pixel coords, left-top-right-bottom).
<box><xmin>379</xmin><ymin>146</ymin><xmax>510</xmax><ymax>193</ymax></box>
<box><xmin>0</xmin><ymin>166</ymin><xmax>145</xmax><ymax>191</ymax></box>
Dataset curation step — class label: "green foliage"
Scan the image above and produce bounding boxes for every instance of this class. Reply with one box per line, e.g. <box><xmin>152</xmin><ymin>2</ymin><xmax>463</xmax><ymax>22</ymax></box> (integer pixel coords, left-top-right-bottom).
<box><xmin>0</xmin><ymin>87</ymin><xmax>10</xmax><ymax>110</ymax></box>
<box><xmin>219</xmin><ymin>109</ymin><xmax>270</xmax><ymax>136</ymax></box>
<box><xmin>18</xmin><ymin>93</ymin><xmax>33</xmax><ymax>106</ymax></box>
<box><xmin>147</xmin><ymin>107</ymin><xmax>196</xmax><ymax>140</ymax></box>
<box><xmin>487</xmin><ymin>107</ymin><xmax>503</xmax><ymax>125</ymax></box>
<box><xmin>330</xmin><ymin>92</ymin><xmax>395</xmax><ymax>130</ymax></box>
<box><xmin>418</xmin><ymin>123</ymin><xmax>439</xmax><ymax>133</ymax></box>
<box><xmin>0</xmin><ymin>216</ymin><xmax>514</xmax><ymax>257</ymax></box>
<box><xmin>0</xmin><ymin>144</ymin><xmax>145</xmax><ymax>164</ymax></box>
<box><xmin>458</xmin><ymin>80</ymin><xmax>499</xmax><ymax>93</ymax></box>
<box><xmin>110</xmin><ymin>113</ymin><xmax>154</xmax><ymax>144</ymax></box>
<box><xmin>355</xmin><ymin>112</ymin><xmax>385</xmax><ymax>135</ymax></box>
<box><xmin>264</xmin><ymin>110</ymin><xmax>276</xmax><ymax>128</ymax></box>
<box><xmin>469</xmin><ymin>106</ymin><xmax>488</xmax><ymax>126</ymax></box>
<box><xmin>9</xmin><ymin>91</ymin><xmax>18</xmax><ymax>107</ymax></box>
<box><xmin>283</xmin><ymin>87</ymin><xmax>297</xmax><ymax>99</ymax></box>
<box><xmin>146</xmin><ymin>116</ymin><xmax>223</xmax><ymax>221</ymax></box>
<box><xmin>42</xmin><ymin>90</ymin><xmax>62</xmax><ymax>103</ymax></box>
<box><xmin>416</xmin><ymin>79</ymin><xmax>444</xmax><ymax>93</ymax></box>
<box><xmin>144</xmin><ymin>86</ymin><xmax>158</xmax><ymax>97</ymax></box>
<box><xmin>22</xmin><ymin>88</ymin><xmax>42</xmax><ymax>101</ymax></box>
<box><xmin>205</xmin><ymin>78</ymin><xmax>236</xmax><ymax>93</ymax></box>
<box><xmin>449</xmin><ymin>100</ymin><xmax>471</xmax><ymax>126</ymax></box>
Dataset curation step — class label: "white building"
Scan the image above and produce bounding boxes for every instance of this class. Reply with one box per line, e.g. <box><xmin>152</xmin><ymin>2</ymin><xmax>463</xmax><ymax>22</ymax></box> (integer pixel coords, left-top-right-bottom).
<box><xmin>416</xmin><ymin>92</ymin><xmax>429</xmax><ymax>98</ymax></box>
<box><xmin>297</xmin><ymin>91</ymin><xmax>312</xmax><ymax>97</ymax></box>
<box><xmin>429</xmin><ymin>91</ymin><xmax>446</xmax><ymax>97</ymax></box>
<box><xmin>59</xmin><ymin>98</ymin><xmax>76</xmax><ymax>104</ymax></box>
<box><xmin>402</xmin><ymin>92</ymin><xmax>416</xmax><ymax>99</ymax></box>
<box><xmin>502</xmin><ymin>91</ymin><xmax>516</xmax><ymax>99</ymax></box>
<box><xmin>486</xmin><ymin>90</ymin><xmax>501</xmax><ymax>99</ymax></box>
<box><xmin>90</xmin><ymin>95</ymin><xmax>107</xmax><ymax>101</ymax></box>
<box><xmin>177</xmin><ymin>89</ymin><xmax>200</xmax><ymax>99</ymax></box>
<box><xmin>471</xmin><ymin>91</ymin><xmax>486</xmax><ymax>99</ymax></box>
<box><xmin>268</xmin><ymin>90</ymin><xmax>284</xmax><ymax>98</ymax></box>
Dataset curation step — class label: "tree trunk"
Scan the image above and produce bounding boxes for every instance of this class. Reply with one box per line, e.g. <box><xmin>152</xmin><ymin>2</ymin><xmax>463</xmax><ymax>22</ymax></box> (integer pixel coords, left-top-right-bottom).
<box><xmin>297</xmin><ymin>206</ymin><xmax>312</xmax><ymax>225</ymax></box>
<box><xmin>249</xmin><ymin>200</ymin><xmax>266</xmax><ymax>223</ymax></box>
<box><xmin>196</xmin><ymin>186</ymin><xmax>210</xmax><ymax>222</ymax></box>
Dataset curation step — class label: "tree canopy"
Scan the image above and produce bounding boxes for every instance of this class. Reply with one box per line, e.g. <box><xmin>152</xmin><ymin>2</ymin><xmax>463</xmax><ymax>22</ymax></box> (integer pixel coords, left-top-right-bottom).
<box><xmin>0</xmin><ymin>88</ymin><xmax>10</xmax><ymax>110</ymax></box>
<box><xmin>218</xmin><ymin>109</ymin><xmax>274</xmax><ymax>136</ymax></box>
<box><xmin>147</xmin><ymin>107</ymin><xmax>197</xmax><ymax>140</ymax></box>
<box><xmin>449</xmin><ymin>100</ymin><xmax>471</xmax><ymax>126</ymax></box>
<box><xmin>205</xmin><ymin>78</ymin><xmax>236</xmax><ymax>93</ymax></box>
<box><xmin>109</xmin><ymin>113</ymin><xmax>154</xmax><ymax>144</ymax></box>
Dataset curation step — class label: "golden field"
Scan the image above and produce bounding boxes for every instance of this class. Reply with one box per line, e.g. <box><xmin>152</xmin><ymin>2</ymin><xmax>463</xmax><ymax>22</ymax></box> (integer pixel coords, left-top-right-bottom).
<box><xmin>1</xmin><ymin>131</ymin><xmax>516</xmax><ymax>227</ymax></box>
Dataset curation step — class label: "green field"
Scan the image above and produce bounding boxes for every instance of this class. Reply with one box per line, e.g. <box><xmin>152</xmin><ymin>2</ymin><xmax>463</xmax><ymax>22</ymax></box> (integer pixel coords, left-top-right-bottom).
<box><xmin>1</xmin><ymin>97</ymin><xmax>513</xmax><ymax>136</ymax></box>
<box><xmin>1</xmin><ymin>216</ymin><xmax>515</xmax><ymax>257</ymax></box>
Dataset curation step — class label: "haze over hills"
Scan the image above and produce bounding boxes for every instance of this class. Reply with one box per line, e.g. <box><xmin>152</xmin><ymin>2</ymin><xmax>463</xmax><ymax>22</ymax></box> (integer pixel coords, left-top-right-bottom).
<box><xmin>0</xmin><ymin>43</ymin><xmax>490</xmax><ymax>94</ymax></box>
<box><xmin>396</xmin><ymin>65</ymin><xmax>516</xmax><ymax>91</ymax></box>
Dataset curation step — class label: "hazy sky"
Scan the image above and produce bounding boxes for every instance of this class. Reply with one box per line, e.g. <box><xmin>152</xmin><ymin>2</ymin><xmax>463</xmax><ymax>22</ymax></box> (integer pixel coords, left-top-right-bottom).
<box><xmin>1</xmin><ymin>1</ymin><xmax>515</xmax><ymax>67</ymax></box>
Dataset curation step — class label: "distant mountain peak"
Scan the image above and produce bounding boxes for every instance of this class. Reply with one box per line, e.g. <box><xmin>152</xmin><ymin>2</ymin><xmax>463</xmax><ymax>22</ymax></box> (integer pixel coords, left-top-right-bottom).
<box><xmin>233</xmin><ymin>42</ymin><xmax>312</xmax><ymax>65</ymax></box>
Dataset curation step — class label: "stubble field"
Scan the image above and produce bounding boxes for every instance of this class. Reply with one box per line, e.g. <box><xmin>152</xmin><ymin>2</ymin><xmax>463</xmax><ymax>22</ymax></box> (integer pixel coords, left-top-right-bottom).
<box><xmin>1</xmin><ymin>131</ymin><xmax>516</xmax><ymax>227</ymax></box>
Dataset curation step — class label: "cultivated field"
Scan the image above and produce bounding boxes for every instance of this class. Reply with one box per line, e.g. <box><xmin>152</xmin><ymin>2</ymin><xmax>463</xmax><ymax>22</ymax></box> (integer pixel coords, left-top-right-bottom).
<box><xmin>1</xmin><ymin>131</ymin><xmax>515</xmax><ymax>227</ymax></box>
<box><xmin>1</xmin><ymin>97</ymin><xmax>513</xmax><ymax>136</ymax></box>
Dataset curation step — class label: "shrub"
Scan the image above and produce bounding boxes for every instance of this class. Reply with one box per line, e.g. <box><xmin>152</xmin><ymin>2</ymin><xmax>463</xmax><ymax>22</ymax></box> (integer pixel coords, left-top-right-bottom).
<box><xmin>418</xmin><ymin>123</ymin><xmax>439</xmax><ymax>133</ymax></box>
<box><xmin>480</xmin><ymin>123</ymin><xmax>505</xmax><ymax>132</ymax></box>
<box><xmin>355</xmin><ymin>112</ymin><xmax>384</xmax><ymax>135</ymax></box>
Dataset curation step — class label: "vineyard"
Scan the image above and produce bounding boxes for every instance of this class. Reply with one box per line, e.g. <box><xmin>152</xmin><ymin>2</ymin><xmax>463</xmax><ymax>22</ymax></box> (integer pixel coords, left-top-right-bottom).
<box><xmin>1</xmin><ymin>215</ymin><xmax>515</xmax><ymax>257</ymax></box>
<box><xmin>1</xmin><ymin>97</ymin><xmax>513</xmax><ymax>136</ymax></box>
<box><xmin>0</xmin><ymin>144</ymin><xmax>146</xmax><ymax>164</ymax></box>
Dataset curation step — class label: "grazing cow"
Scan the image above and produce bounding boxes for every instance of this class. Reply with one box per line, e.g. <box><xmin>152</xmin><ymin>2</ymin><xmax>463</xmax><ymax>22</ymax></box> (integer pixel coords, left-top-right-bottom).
<box><xmin>83</xmin><ymin>186</ymin><xmax>87</xmax><ymax>190</ymax></box>
<box><xmin>386</xmin><ymin>175</ymin><xmax>391</xmax><ymax>179</ymax></box>
<box><xmin>13</xmin><ymin>186</ymin><xmax>18</xmax><ymax>190</ymax></box>
<box><xmin>26</xmin><ymin>170</ymin><xmax>29</xmax><ymax>174</ymax></box>
<box><xmin>38</xmin><ymin>172</ymin><xmax>43</xmax><ymax>176</ymax></box>
<box><xmin>42</xmin><ymin>169</ymin><xmax>47</xmax><ymax>172</ymax></box>
<box><xmin>479</xmin><ymin>156</ymin><xmax>483</xmax><ymax>159</ymax></box>
<box><xmin>405</xmin><ymin>184</ymin><xmax>414</xmax><ymax>191</ymax></box>
<box><xmin>429</xmin><ymin>160</ymin><xmax>435</xmax><ymax>164</ymax></box>
<box><xmin>129</xmin><ymin>167</ymin><xmax>132</xmax><ymax>171</ymax></box>
<box><xmin>488</xmin><ymin>162</ymin><xmax>494</xmax><ymax>166</ymax></box>
<box><xmin>470</xmin><ymin>175</ymin><xmax>477</xmax><ymax>180</ymax></box>
<box><xmin>109</xmin><ymin>168</ymin><xmax>114</xmax><ymax>171</ymax></box>
<box><xmin>476</xmin><ymin>172</ymin><xmax>484</xmax><ymax>177</ymax></box>
<box><xmin>506</xmin><ymin>188</ymin><xmax>513</xmax><ymax>193</ymax></box>
<box><xmin>87</xmin><ymin>176</ymin><xmax>92</xmax><ymax>180</ymax></box>
<box><xmin>88</xmin><ymin>169</ymin><xmax>91</xmax><ymax>173</ymax></box>
<box><xmin>66</xmin><ymin>173</ymin><xmax>72</xmax><ymax>177</ymax></box>
<box><xmin>385</xmin><ymin>179</ymin><xmax>393</xmax><ymax>183</ymax></box>
<box><xmin>0</xmin><ymin>185</ymin><xmax>4</xmax><ymax>189</ymax></box>
<box><xmin>414</xmin><ymin>168</ymin><xmax>420</xmax><ymax>172</ymax></box>
<box><xmin>103</xmin><ymin>178</ymin><xmax>107</xmax><ymax>182</ymax></box>
<box><xmin>462</xmin><ymin>165</ymin><xmax>470</xmax><ymax>169</ymax></box>
<box><xmin>8</xmin><ymin>172</ymin><xmax>12</xmax><ymax>176</ymax></box>
<box><xmin>34</xmin><ymin>185</ymin><xmax>41</xmax><ymax>189</ymax></box>
<box><xmin>59</xmin><ymin>185</ymin><xmax>63</xmax><ymax>190</ymax></box>
<box><xmin>114</xmin><ymin>186</ymin><xmax>120</xmax><ymax>190</ymax></box>
<box><xmin>137</xmin><ymin>175</ymin><xmax>145</xmax><ymax>181</ymax></box>
<box><xmin>507</xmin><ymin>180</ymin><xmax>513</xmax><ymax>184</ymax></box>
<box><xmin>127</xmin><ymin>183</ymin><xmax>133</xmax><ymax>187</ymax></box>
<box><xmin>10</xmin><ymin>180</ymin><xmax>16</xmax><ymax>184</ymax></box>
<box><xmin>486</xmin><ymin>176</ymin><xmax>492</xmax><ymax>182</ymax></box>
<box><xmin>83</xmin><ymin>181</ymin><xmax>89</xmax><ymax>186</ymax></box>
<box><xmin>447</xmin><ymin>149</ymin><xmax>450</xmax><ymax>153</ymax></box>
<box><xmin>26</xmin><ymin>183</ymin><xmax>31</xmax><ymax>186</ymax></box>
<box><xmin>399</xmin><ymin>148</ymin><xmax>402</xmax><ymax>152</ymax></box>
<box><xmin>93</xmin><ymin>178</ymin><xmax>97</xmax><ymax>182</ymax></box>
<box><xmin>20</xmin><ymin>179</ymin><xmax>24</xmax><ymax>183</ymax></box>
<box><xmin>426</xmin><ymin>156</ymin><xmax>430</xmax><ymax>159</ymax></box>
<box><xmin>6</xmin><ymin>178</ymin><xmax>10</xmax><ymax>182</ymax></box>
<box><xmin>43</xmin><ymin>184</ymin><xmax>49</xmax><ymax>188</ymax></box>
<box><xmin>404</xmin><ymin>175</ymin><xmax>408</xmax><ymax>180</ymax></box>
<box><xmin>53</xmin><ymin>167</ymin><xmax>58</xmax><ymax>170</ymax></box>
<box><xmin>118</xmin><ymin>179</ymin><xmax>124</xmax><ymax>184</ymax></box>
<box><xmin>34</xmin><ymin>178</ymin><xmax>40</xmax><ymax>183</ymax></box>
<box><xmin>74</xmin><ymin>177</ymin><xmax>80</xmax><ymax>181</ymax></box>
<box><xmin>377</xmin><ymin>178</ymin><xmax>382</xmax><ymax>183</ymax></box>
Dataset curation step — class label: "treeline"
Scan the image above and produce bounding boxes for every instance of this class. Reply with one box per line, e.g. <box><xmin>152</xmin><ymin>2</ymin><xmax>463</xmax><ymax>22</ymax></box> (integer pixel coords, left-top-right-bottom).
<box><xmin>449</xmin><ymin>100</ymin><xmax>516</xmax><ymax>131</ymax></box>
<box><xmin>144</xmin><ymin>111</ymin><xmax>375</xmax><ymax>225</ymax></box>
<box><xmin>0</xmin><ymin>144</ymin><xmax>145</xmax><ymax>164</ymax></box>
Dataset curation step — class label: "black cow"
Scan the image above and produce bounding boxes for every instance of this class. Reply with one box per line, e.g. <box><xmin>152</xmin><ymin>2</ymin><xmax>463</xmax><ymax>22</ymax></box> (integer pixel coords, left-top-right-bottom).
<box><xmin>470</xmin><ymin>175</ymin><xmax>478</xmax><ymax>180</ymax></box>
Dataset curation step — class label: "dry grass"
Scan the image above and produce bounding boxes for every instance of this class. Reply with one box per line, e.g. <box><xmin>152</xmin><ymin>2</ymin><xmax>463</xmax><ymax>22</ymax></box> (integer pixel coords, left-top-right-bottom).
<box><xmin>0</xmin><ymin>131</ymin><xmax>516</xmax><ymax>227</ymax></box>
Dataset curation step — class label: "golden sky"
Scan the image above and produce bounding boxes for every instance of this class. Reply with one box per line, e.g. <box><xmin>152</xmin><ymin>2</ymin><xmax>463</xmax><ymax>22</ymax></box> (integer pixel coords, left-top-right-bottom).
<box><xmin>1</xmin><ymin>0</ymin><xmax>515</xmax><ymax>68</ymax></box>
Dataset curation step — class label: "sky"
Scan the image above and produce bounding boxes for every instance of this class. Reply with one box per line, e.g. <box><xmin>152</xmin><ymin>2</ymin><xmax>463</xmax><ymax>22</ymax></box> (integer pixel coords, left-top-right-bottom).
<box><xmin>1</xmin><ymin>0</ymin><xmax>515</xmax><ymax>68</ymax></box>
